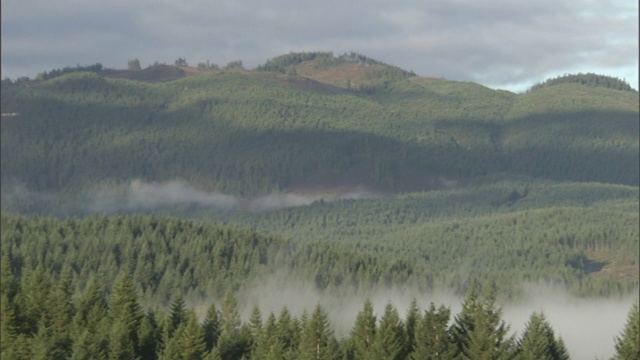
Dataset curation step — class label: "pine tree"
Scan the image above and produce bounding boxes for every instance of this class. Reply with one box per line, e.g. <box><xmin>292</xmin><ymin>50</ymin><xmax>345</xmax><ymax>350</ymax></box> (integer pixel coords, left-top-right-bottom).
<box><xmin>137</xmin><ymin>312</ymin><xmax>160</xmax><ymax>360</ymax></box>
<box><xmin>254</xmin><ymin>312</ymin><xmax>287</xmax><ymax>360</ymax></box>
<box><xmin>202</xmin><ymin>302</ymin><xmax>221</xmax><ymax>353</ymax></box>
<box><xmin>70</xmin><ymin>328</ymin><xmax>109</xmax><ymax>360</ymax></box>
<box><xmin>109</xmin><ymin>271</ymin><xmax>144</xmax><ymax>357</ymax></box>
<box><xmin>411</xmin><ymin>303</ymin><xmax>453</xmax><ymax>359</ymax></box>
<box><xmin>404</xmin><ymin>298</ymin><xmax>420</xmax><ymax>356</ymax></box>
<box><xmin>277</xmin><ymin>306</ymin><xmax>301</xmax><ymax>357</ymax></box>
<box><xmin>216</xmin><ymin>290</ymin><xmax>248</xmax><ymax>360</ymax></box>
<box><xmin>517</xmin><ymin>311</ymin><xmax>568</xmax><ymax>360</ymax></box>
<box><xmin>169</xmin><ymin>293</ymin><xmax>187</xmax><ymax>337</ymax></box>
<box><xmin>298</xmin><ymin>304</ymin><xmax>339</xmax><ymax>360</ymax></box>
<box><xmin>351</xmin><ymin>299</ymin><xmax>377</xmax><ymax>359</ymax></box>
<box><xmin>47</xmin><ymin>266</ymin><xmax>75</xmax><ymax>359</ymax></box>
<box><xmin>178</xmin><ymin>311</ymin><xmax>207</xmax><ymax>360</ymax></box>
<box><xmin>451</xmin><ymin>284</ymin><xmax>515</xmax><ymax>360</ymax></box>
<box><xmin>373</xmin><ymin>303</ymin><xmax>407</xmax><ymax>360</ymax></box>
<box><xmin>1</xmin><ymin>293</ymin><xmax>17</xmax><ymax>357</ymax></box>
<box><xmin>74</xmin><ymin>275</ymin><xmax>108</xmax><ymax>328</ymax></box>
<box><xmin>30</xmin><ymin>317</ymin><xmax>53</xmax><ymax>360</ymax></box>
<box><xmin>247</xmin><ymin>305</ymin><xmax>263</xmax><ymax>355</ymax></box>
<box><xmin>71</xmin><ymin>276</ymin><xmax>111</xmax><ymax>360</ymax></box>
<box><xmin>612</xmin><ymin>303</ymin><xmax>639</xmax><ymax>360</ymax></box>
<box><xmin>19</xmin><ymin>264</ymin><xmax>52</xmax><ymax>334</ymax></box>
<box><xmin>109</xmin><ymin>319</ymin><xmax>137</xmax><ymax>360</ymax></box>
<box><xmin>0</xmin><ymin>254</ymin><xmax>17</xmax><ymax>300</ymax></box>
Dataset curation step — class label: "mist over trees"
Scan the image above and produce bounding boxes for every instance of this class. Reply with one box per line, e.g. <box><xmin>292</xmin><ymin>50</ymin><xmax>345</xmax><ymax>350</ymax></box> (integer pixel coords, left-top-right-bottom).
<box><xmin>1</xmin><ymin>256</ymin><xmax>636</xmax><ymax>359</ymax></box>
<box><xmin>1</xmin><ymin>52</ymin><xmax>638</xmax><ymax>359</ymax></box>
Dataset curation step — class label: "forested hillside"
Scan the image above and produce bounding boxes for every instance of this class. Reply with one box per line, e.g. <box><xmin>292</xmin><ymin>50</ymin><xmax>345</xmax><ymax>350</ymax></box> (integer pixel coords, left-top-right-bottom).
<box><xmin>2</xmin><ymin>214</ymin><xmax>638</xmax><ymax>359</ymax></box>
<box><xmin>2</xmin><ymin>54</ymin><xmax>638</xmax><ymax>198</ymax></box>
<box><xmin>1</xmin><ymin>52</ymin><xmax>638</xmax><ymax>358</ymax></box>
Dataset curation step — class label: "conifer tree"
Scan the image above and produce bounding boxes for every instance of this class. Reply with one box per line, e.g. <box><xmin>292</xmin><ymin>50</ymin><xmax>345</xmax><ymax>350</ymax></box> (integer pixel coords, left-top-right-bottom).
<box><xmin>74</xmin><ymin>275</ymin><xmax>108</xmax><ymax>328</ymax></box>
<box><xmin>178</xmin><ymin>311</ymin><xmax>207</xmax><ymax>360</ymax></box>
<box><xmin>109</xmin><ymin>270</ymin><xmax>144</xmax><ymax>357</ymax></box>
<box><xmin>137</xmin><ymin>312</ymin><xmax>160</xmax><ymax>360</ymax></box>
<box><xmin>612</xmin><ymin>303</ymin><xmax>639</xmax><ymax>360</ymax></box>
<box><xmin>246</xmin><ymin>305</ymin><xmax>263</xmax><ymax>355</ymax></box>
<box><xmin>202</xmin><ymin>302</ymin><xmax>221</xmax><ymax>353</ymax></box>
<box><xmin>216</xmin><ymin>290</ymin><xmax>248</xmax><ymax>359</ymax></box>
<box><xmin>517</xmin><ymin>311</ymin><xmax>569</xmax><ymax>360</ymax></box>
<box><xmin>411</xmin><ymin>303</ymin><xmax>453</xmax><ymax>359</ymax></box>
<box><xmin>298</xmin><ymin>304</ymin><xmax>339</xmax><ymax>360</ymax></box>
<box><xmin>451</xmin><ymin>284</ymin><xmax>515</xmax><ymax>360</ymax></box>
<box><xmin>1</xmin><ymin>293</ymin><xmax>17</xmax><ymax>357</ymax></box>
<box><xmin>71</xmin><ymin>276</ymin><xmax>111</xmax><ymax>360</ymax></box>
<box><xmin>277</xmin><ymin>306</ymin><xmax>301</xmax><ymax>356</ymax></box>
<box><xmin>373</xmin><ymin>302</ymin><xmax>407</xmax><ymax>360</ymax></box>
<box><xmin>0</xmin><ymin>254</ymin><xmax>17</xmax><ymax>300</ymax></box>
<box><xmin>404</xmin><ymin>298</ymin><xmax>420</xmax><ymax>356</ymax></box>
<box><xmin>351</xmin><ymin>299</ymin><xmax>377</xmax><ymax>359</ymax></box>
<box><xmin>109</xmin><ymin>319</ymin><xmax>137</xmax><ymax>360</ymax></box>
<box><xmin>248</xmin><ymin>305</ymin><xmax>263</xmax><ymax>338</ymax></box>
<box><xmin>169</xmin><ymin>293</ymin><xmax>187</xmax><ymax>337</ymax></box>
<box><xmin>71</xmin><ymin>328</ymin><xmax>109</xmax><ymax>360</ymax></box>
<box><xmin>19</xmin><ymin>264</ymin><xmax>52</xmax><ymax>334</ymax></box>
<box><xmin>254</xmin><ymin>312</ymin><xmax>287</xmax><ymax>360</ymax></box>
<box><xmin>30</xmin><ymin>317</ymin><xmax>53</xmax><ymax>360</ymax></box>
<box><xmin>47</xmin><ymin>266</ymin><xmax>75</xmax><ymax>359</ymax></box>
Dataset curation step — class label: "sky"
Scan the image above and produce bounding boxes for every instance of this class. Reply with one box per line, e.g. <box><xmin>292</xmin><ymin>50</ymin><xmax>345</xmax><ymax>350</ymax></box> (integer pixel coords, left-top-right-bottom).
<box><xmin>1</xmin><ymin>0</ymin><xmax>638</xmax><ymax>92</ymax></box>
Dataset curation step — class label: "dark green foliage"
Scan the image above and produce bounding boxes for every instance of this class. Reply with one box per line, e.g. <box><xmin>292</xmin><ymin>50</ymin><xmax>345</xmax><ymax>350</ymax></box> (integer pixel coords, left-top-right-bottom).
<box><xmin>128</xmin><ymin>59</ymin><xmax>141</xmax><ymax>71</ymax></box>
<box><xmin>276</xmin><ymin>307</ymin><xmax>301</xmax><ymax>358</ymax></box>
<box><xmin>216</xmin><ymin>290</ymin><xmax>251</xmax><ymax>360</ymax></box>
<box><xmin>529</xmin><ymin>73</ymin><xmax>636</xmax><ymax>92</ymax></box>
<box><xmin>517</xmin><ymin>311</ymin><xmax>569</xmax><ymax>360</ymax></box>
<box><xmin>350</xmin><ymin>299</ymin><xmax>377</xmax><ymax>359</ymax></box>
<box><xmin>35</xmin><ymin>63</ymin><xmax>106</xmax><ymax>81</ymax></box>
<box><xmin>612</xmin><ymin>303</ymin><xmax>639</xmax><ymax>360</ymax></box>
<box><xmin>3</xmin><ymin>63</ymin><xmax>635</xmax><ymax>204</ymax></box>
<box><xmin>451</xmin><ymin>285</ymin><xmax>515</xmax><ymax>359</ymax></box>
<box><xmin>410</xmin><ymin>303</ymin><xmax>453</xmax><ymax>359</ymax></box>
<box><xmin>404</xmin><ymin>299</ymin><xmax>419</xmax><ymax>356</ymax></box>
<box><xmin>109</xmin><ymin>271</ymin><xmax>144</xmax><ymax>358</ymax></box>
<box><xmin>374</xmin><ymin>303</ymin><xmax>408</xmax><ymax>360</ymax></box>
<box><xmin>298</xmin><ymin>304</ymin><xmax>339</xmax><ymax>360</ymax></box>
<box><xmin>202</xmin><ymin>302</ymin><xmax>221</xmax><ymax>353</ymax></box>
<box><xmin>1</xmin><ymin>257</ymin><xmax>637</xmax><ymax>360</ymax></box>
<box><xmin>169</xmin><ymin>294</ymin><xmax>187</xmax><ymax>337</ymax></box>
<box><xmin>256</xmin><ymin>52</ymin><xmax>332</xmax><ymax>72</ymax></box>
<box><xmin>0</xmin><ymin>55</ymin><xmax>638</xmax><ymax>360</ymax></box>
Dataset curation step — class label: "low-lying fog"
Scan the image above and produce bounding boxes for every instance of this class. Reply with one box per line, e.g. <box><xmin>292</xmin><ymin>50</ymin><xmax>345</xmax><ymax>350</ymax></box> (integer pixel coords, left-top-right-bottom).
<box><xmin>1</xmin><ymin>179</ymin><xmax>385</xmax><ymax>215</ymax></box>
<box><xmin>3</xmin><ymin>180</ymin><xmax>637</xmax><ymax>358</ymax></box>
<box><xmin>230</xmin><ymin>281</ymin><xmax>637</xmax><ymax>360</ymax></box>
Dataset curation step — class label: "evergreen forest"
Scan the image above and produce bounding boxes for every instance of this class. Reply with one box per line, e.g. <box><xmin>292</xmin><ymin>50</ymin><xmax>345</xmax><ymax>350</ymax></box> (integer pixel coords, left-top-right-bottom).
<box><xmin>1</xmin><ymin>52</ymin><xmax>638</xmax><ymax>359</ymax></box>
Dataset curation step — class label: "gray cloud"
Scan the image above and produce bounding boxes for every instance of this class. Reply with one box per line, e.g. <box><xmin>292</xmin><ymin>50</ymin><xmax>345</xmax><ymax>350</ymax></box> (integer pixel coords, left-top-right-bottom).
<box><xmin>1</xmin><ymin>0</ymin><xmax>637</xmax><ymax>91</ymax></box>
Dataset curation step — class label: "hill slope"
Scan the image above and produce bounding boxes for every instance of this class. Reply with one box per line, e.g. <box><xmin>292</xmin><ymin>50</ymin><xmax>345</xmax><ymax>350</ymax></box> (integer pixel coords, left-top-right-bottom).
<box><xmin>2</xmin><ymin>57</ymin><xmax>638</xmax><ymax>200</ymax></box>
<box><xmin>1</xmin><ymin>53</ymin><xmax>638</xmax><ymax>298</ymax></box>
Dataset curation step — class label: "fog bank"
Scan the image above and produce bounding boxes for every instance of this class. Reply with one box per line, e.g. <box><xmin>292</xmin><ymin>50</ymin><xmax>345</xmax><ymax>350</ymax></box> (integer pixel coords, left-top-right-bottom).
<box><xmin>233</xmin><ymin>280</ymin><xmax>637</xmax><ymax>360</ymax></box>
<box><xmin>1</xmin><ymin>179</ymin><xmax>383</xmax><ymax>215</ymax></box>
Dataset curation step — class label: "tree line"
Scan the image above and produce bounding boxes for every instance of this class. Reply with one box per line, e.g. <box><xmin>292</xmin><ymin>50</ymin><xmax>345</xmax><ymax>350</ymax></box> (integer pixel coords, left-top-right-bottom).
<box><xmin>2</xmin><ymin>260</ymin><xmax>638</xmax><ymax>359</ymax></box>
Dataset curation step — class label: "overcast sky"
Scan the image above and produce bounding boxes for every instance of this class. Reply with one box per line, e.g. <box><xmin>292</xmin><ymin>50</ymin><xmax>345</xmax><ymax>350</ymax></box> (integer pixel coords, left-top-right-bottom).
<box><xmin>2</xmin><ymin>0</ymin><xmax>638</xmax><ymax>92</ymax></box>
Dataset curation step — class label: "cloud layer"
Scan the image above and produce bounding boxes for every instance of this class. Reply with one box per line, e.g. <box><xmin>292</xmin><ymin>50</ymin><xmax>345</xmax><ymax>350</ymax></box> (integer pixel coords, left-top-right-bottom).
<box><xmin>2</xmin><ymin>0</ymin><xmax>637</xmax><ymax>91</ymax></box>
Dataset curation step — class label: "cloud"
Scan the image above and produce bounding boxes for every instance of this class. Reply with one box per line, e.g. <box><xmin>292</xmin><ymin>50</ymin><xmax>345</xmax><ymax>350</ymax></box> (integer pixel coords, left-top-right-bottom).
<box><xmin>1</xmin><ymin>0</ymin><xmax>638</xmax><ymax>91</ymax></box>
